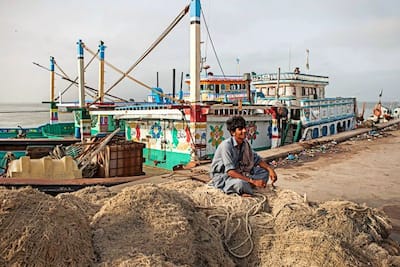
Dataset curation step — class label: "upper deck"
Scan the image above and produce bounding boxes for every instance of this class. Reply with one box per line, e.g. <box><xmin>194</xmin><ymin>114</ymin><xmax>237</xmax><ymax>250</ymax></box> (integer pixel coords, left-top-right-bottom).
<box><xmin>251</xmin><ymin>68</ymin><xmax>329</xmax><ymax>101</ymax></box>
<box><xmin>252</xmin><ymin>72</ymin><xmax>329</xmax><ymax>86</ymax></box>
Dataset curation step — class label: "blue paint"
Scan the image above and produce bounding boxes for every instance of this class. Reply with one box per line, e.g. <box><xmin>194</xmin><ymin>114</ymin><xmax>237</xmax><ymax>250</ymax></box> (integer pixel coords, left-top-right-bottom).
<box><xmin>76</xmin><ymin>39</ymin><xmax>84</xmax><ymax>58</ymax></box>
<box><xmin>179</xmin><ymin>89</ymin><xmax>183</xmax><ymax>100</ymax></box>
<box><xmin>151</xmin><ymin>87</ymin><xmax>164</xmax><ymax>104</ymax></box>
<box><xmin>312</xmin><ymin>128</ymin><xmax>319</xmax><ymax>138</ymax></box>
<box><xmin>190</xmin><ymin>0</ymin><xmax>201</xmax><ymax>21</ymax></box>
<box><xmin>329</xmin><ymin>124</ymin><xmax>335</xmax><ymax>135</ymax></box>
<box><xmin>98</xmin><ymin>42</ymin><xmax>106</xmax><ymax>60</ymax></box>
<box><xmin>50</xmin><ymin>56</ymin><xmax>55</xmax><ymax>71</ymax></box>
<box><xmin>322</xmin><ymin>126</ymin><xmax>328</xmax><ymax>136</ymax></box>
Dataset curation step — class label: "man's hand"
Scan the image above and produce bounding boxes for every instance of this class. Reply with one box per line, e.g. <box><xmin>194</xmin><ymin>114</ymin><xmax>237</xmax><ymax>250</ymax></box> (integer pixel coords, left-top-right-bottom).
<box><xmin>250</xmin><ymin>178</ymin><xmax>266</xmax><ymax>188</ymax></box>
<box><xmin>258</xmin><ymin>160</ymin><xmax>278</xmax><ymax>186</ymax></box>
<box><xmin>269</xmin><ymin>168</ymin><xmax>278</xmax><ymax>186</ymax></box>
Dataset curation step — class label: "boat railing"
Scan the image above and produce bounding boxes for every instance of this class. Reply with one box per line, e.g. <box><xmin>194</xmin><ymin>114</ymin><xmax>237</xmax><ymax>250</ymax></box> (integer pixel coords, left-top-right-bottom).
<box><xmin>208</xmin><ymin>105</ymin><xmax>267</xmax><ymax>117</ymax></box>
<box><xmin>252</xmin><ymin>73</ymin><xmax>329</xmax><ymax>84</ymax></box>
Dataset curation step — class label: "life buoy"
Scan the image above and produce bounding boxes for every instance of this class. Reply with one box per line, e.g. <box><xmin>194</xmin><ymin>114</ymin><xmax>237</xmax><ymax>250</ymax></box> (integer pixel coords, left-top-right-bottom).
<box><xmin>373</xmin><ymin>108</ymin><xmax>381</xmax><ymax>117</ymax></box>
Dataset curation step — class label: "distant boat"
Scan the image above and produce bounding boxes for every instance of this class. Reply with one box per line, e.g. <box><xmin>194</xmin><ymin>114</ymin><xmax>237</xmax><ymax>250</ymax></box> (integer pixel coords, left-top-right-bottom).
<box><xmin>252</xmin><ymin>67</ymin><xmax>356</xmax><ymax>144</ymax></box>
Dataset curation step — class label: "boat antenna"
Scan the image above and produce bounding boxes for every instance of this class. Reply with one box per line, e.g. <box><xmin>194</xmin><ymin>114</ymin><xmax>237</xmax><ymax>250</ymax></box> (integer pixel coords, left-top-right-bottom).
<box><xmin>276</xmin><ymin>67</ymin><xmax>281</xmax><ymax>99</ymax></box>
<box><xmin>179</xmin><ymin>71</ymin><xmax>184</xmax><ymax>100</ymax></box>
<box><xmin>306</xmin><ymin>49</ymin><xmax>310</xmax><ymax>72</ymax></box>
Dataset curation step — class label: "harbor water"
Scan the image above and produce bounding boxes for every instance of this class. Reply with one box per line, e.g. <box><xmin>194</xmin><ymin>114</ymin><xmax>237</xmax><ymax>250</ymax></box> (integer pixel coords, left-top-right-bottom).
<box><xmin>0</xmin><ymin>103</ymin><xmax>73</xmax><ymax>128</ymax></box>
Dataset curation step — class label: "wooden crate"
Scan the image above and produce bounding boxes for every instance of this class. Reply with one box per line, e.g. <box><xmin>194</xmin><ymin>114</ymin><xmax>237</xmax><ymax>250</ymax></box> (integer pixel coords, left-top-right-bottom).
<box><xmin>104</xmin><ymin>142</ymin><xmax>145</xmax><ymax>177</ymax></box>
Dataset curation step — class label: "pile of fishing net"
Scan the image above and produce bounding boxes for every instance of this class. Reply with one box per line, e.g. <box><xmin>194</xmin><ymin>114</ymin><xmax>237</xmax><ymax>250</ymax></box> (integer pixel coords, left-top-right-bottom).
<box><xmin>160</xmin><ymin>180</ymin><xmax>400</xmax><ymax>266</ymax></box>
<box><xmin>1</xmin><ymin>181</ymin><xmax>399</xmax><ymax>266</ymax></box>
<box><xmin>0</xmin><ymin>187</ymin><xmax>94</xmax><ymax>266</ymax></box>
<box><xmin>56</xmin><ymin>185</ymin><xmax>117</xmax><ymax>220</ymax></box>
<box><xmin>91</xmin><ymin>183</ymin><xmax>234</xmax><ymax>266</ymax></box>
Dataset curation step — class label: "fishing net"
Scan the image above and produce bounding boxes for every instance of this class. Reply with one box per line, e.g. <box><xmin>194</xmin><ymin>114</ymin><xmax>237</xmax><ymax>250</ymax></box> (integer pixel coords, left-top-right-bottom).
<box><xmin>91</xmin><ymin>183</ymin><xmax>234</xmax><ymax>266</ymax></box>
<box><xmin>0</xmin><ymin>187</ymin><xmax>94</xmax><ymax>266</ymax></box>
<box><xmin>160</xmin><ymin>181</ymin><xmax>400</xmax><ymax>266</ymax></box>
<box><xmin>0</xmin><ymin>180</ymin><xmax>399</xmax><ymax>266</ymax></box>
<box><xmin>56</xmin><ymin>185</ymin><xmax>117</xmax><ymax>220</ymax></box>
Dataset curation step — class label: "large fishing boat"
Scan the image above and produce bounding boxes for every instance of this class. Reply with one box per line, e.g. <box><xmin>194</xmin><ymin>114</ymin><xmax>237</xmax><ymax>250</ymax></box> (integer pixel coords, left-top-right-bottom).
<box><xmin>1</xmin><ymin>0</ymin><xmax>358</xmax><ymax>173</ymax></box>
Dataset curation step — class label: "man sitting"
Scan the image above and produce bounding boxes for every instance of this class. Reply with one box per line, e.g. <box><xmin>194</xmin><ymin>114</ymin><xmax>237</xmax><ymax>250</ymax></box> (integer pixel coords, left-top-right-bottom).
<box><xmin>209</xmin><ymin>116</ymin><xmax>277</xmax><ymax>196</ymax></box>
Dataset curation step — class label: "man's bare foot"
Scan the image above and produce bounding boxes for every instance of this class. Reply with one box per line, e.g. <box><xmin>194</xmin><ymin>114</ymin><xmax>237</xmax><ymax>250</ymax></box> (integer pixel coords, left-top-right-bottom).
<box><xmin>241</xmin><ymin>193</ymin><xmax>253</xmax><ymax>197</ymax></box>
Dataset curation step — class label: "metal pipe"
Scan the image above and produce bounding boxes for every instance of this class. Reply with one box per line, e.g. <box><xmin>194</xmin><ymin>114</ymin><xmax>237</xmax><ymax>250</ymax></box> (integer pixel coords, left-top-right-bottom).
<box><xmin>98</xmin><ymin>40</ymin><xmax>106</xmax><ymax>103</ymax></box>
<box><xmin>172</xmin><ymin>68</ymin><xmax>176</xmax><ymax>103</ymax></box>
<box><xmin>77</xmin><ymin>40</ymin><xmax>85</xmax><ymax>108</ymax></box>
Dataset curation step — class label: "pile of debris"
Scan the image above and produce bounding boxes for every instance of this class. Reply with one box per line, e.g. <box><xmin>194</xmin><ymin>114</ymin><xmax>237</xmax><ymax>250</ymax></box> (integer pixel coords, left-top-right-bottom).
<box><xmin>50</xmin><ymin>130</ymin><xmax>145</xmax><ymax>178</ymax></box>
<box><xmin>270</xmin><ymin>125</ymin><xmax>399</xmax><ymax>169</ymax></box>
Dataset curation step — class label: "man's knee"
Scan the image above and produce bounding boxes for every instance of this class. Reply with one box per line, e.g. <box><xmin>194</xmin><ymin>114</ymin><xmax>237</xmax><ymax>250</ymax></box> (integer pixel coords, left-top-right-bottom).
<box><xmin>251</xmin><ymin>167</ymin><xmax>269</xmax><ymax>182</ymax></box>
<box><xmin>227</xmin><ymin>179</ymin><xmax>253</xmax><ymax>195</ymax></box>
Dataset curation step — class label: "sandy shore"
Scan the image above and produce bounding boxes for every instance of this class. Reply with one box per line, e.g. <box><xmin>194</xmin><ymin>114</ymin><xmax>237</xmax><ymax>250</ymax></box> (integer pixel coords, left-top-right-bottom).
<box><xmin>275</xmin><ymin>129</ymin><xmax>400</xmax><ymax>241</ymax></box>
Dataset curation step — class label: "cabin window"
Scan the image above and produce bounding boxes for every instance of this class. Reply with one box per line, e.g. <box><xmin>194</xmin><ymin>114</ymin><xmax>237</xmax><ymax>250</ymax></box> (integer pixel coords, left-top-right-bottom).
<box><xmin>347</xmin><ymin>120</ymin><xmax>351</xmax><ymax>129</ymax></box>
<box><xmin>241</xmin><ymin>84</ymin><xmax>246</xmax><ymax>89</ymax></box>
<box><xmin>291</xmin><ymin>109</ymin><xmax>300</xmax><ymax>120</ymax></box>
<box><xmin>302</xmin><ymin>87</ymin><xmax>305</xmax><ymax>96</ymax></box>
<box><xmin>207</xmin><ymin>84</ymin><xmax>214</xmax><ymax>91</ymax></box>
<box><xmin>329</xmin><ymin>124</ymin><xmax>335</xmax><ymax>135</ymax></box>
<box><xmin>268</xmin><ymin>87</ymin><xmax>276</xmax><ymax>96</ymax></box>
<box><xmin>312</xmin><ymin>88</ymin><xmax>317</xmax><ymax>99</ymax></box>
<box><xmin>221</xmin><ymin>84</ymin><xmax>226</xmax><ymax>91</ymax></box>
<box><xmin>215</xmin><ymin>84</ymin><xmax>220</xmax><ymax>94</ymax></box>
<box><xmin>337</xmin><ymin>122</ymin><xmax>344</xmax><ymax>133</ymax></box>
<box><xmin>200</xmin><ymin>84</ymin><xmax>204</xmax><ymax>90</ymax></box>
<box><xmin>322</xmin><ymin>126</ymin><xmax>328</xmax><ymax>136</ymax></box>
<box><xmin>312</xmin><ymin>128</ymin><xmax>319</xmax><ymax>138</ymax></box>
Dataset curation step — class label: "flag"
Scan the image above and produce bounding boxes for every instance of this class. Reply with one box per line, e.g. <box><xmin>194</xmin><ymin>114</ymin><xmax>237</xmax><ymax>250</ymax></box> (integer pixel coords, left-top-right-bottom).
<box><xmin>379</xmin><ymin>90</ymin><xmax>383</xmax><ymax>98</ymax></box>
<box><xmin>306</xmin><ymin>49</ymin><xmax>310</xmax><ymax>70</ymax></box>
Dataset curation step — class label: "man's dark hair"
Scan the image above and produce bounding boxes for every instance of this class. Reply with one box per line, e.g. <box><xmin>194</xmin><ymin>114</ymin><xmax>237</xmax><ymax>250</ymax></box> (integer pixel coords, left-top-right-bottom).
<box><xmin>226</xmin><ymin>116</ymin><xmax>246</xmax><ymax>133</ymax></box>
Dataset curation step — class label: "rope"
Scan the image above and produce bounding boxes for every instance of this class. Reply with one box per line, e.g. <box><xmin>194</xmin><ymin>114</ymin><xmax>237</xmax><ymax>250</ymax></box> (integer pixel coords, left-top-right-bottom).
<box><xmin>92</xmin><ymin>4</ymin><xmax>190</xmax><ymax>105</ymax></box>
<box><xmin>83</xmin><ymin>44</ymin><xmax>191</xmax><ymax>106</ymax></box>
<box><xmin>32</xmin><ymin>61</ymin><xmax>129</xmax><ymax>102</ymax></box>
<box><xmin>54</xmin><ymin>50</ymin><xmax>99</xmax><ymax>101</ymax></box>
<box><xmin>206</xmin><ymin>192</ymin><xmax>267</xmax><ymax>259</ymax></box>
<box><xmin>201</xmin><ymin>8</ymin><xmax>225</xmax><ymax>77</ymax></box>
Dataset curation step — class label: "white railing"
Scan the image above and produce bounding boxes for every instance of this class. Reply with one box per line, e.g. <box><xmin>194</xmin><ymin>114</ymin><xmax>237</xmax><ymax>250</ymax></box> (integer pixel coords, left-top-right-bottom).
<box><xmin>252</xmin><ymin>73</ymin><xmax>329</xmax><ymax>84</ymax></box>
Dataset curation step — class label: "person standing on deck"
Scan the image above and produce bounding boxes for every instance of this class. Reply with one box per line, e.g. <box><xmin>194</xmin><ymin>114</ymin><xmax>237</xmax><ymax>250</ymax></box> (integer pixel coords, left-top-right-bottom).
<box><xmin>209</xmin><ymin>116</ymin><xmax>278</xmax><ymax>196</ymax></box>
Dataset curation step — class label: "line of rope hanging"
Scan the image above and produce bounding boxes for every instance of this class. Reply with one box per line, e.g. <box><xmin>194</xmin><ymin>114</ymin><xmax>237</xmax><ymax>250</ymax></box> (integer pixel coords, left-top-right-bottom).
<box><xmin>88</xmin><ymin>4</ymin><xmax>190</xmax><ymax>105</ymax></box>
<box><xmin>201</xmin><ymin>7</ymin><xmax>225</xmax><ymax>77</ymax></box>
<box><xmin>32</xmin><ymin>62</ymin><xmax>129</xmax><ymax>102</ymax></box>
<box><xmin>83</xmin><ymin>44</ymin><xmax>190</xmax><ymax>105</ymax></box>
<box><xmin>54</xmin><ymin>51</ymin><xmax>99</xmax><ymax>101</ymax></box>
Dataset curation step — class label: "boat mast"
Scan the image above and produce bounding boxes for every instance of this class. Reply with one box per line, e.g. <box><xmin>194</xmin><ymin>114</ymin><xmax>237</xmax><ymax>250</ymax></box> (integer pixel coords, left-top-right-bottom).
<box><xmin>189</xmin><ymin>0</ymin><xmax>201</xmax><ymax>104</ymax></box>
<box><xmin>77</xmin><ymin>40</ymin><xmax>86</xmax><ymax>108</ymax></box>
<box><xmin>49</xmin><ymin>56</ymin><xmax>58</xmax><ymax>124</ymax></box>
<box><xmin>276</xmin><ymin>67</ymin><xmax>280</xmax><ymax>99</ymax></box>
<box><xmin>98</xmin><ymin>41</ymin><xmax>106</xmax><ymax>103</ymax></box>
<box><xmin>76</xmin><ymin>39</ymin><xmax>90</xmax><ymax>142</ymax></box>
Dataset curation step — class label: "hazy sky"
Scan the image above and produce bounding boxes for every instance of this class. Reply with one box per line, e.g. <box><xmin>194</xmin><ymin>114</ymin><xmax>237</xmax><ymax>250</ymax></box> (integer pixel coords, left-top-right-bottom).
<box><xmin>0</xmin><ymin>0</ymin><xmax>399</xmax><ymax>103</ymax></box>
